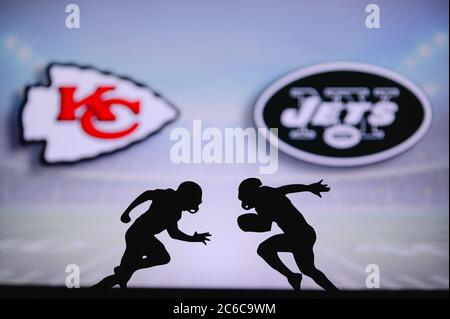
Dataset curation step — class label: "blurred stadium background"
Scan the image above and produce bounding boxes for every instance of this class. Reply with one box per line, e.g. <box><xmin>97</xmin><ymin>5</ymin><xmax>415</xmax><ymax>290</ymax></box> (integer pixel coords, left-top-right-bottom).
<box><xmin>0</xmin><ymin>0</ymin><xmax>448</xmax><ymax>290</ymax></box>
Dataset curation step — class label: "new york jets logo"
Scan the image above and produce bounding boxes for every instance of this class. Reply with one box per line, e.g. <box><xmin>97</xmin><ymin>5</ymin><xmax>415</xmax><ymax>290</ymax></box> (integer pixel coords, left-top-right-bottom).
<box><xmin>254</xmin><ymin>62</ymin><xmax>432</xmax><ymax>166</ymax></box>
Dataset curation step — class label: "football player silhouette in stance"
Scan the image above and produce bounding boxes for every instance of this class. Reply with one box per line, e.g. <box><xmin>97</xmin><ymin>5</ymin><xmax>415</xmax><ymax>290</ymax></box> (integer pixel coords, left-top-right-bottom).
<box><xmin>237</xmin><ymin>178</ymin><xmax>338</xmax><ymax>292</ymax></box>
<box><xmin>93</xmin><ymin>181</ymin><xmax>211</xmax><ymax>288</ymax></box>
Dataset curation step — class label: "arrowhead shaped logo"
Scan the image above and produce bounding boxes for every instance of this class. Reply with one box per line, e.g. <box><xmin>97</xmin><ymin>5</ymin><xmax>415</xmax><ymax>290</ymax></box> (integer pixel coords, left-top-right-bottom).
<box><xmin>20</xmin><ymin>63</ymin><xmax>179</xmax><ymax>164</ymax></box>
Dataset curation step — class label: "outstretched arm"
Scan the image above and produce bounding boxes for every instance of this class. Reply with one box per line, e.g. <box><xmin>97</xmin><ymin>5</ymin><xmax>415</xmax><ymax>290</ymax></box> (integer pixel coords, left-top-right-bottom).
<box><xmin>277</xmin><ymin>184</ymin><xmax>309</xmax><ymax>194</ymax></box>
<box><xmin>167</xmin><ymin>223</ymin><xmax>211</xmax><ymax>245</ymax></box>
<box><xmin>120</xmin><ymin>190</ymin><xmax>154</xmax><ymax>223</ymax></box>
<box><xmin>277</xmin><ymin>180</ymin><xmax>330</xmax><ymax>198</ymax></box>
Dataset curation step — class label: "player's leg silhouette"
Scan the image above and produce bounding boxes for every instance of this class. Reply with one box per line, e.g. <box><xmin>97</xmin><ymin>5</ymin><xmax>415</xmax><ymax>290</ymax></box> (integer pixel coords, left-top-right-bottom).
<box><xmin>237</xmin><ymin>178</ymin><xmax>338</xmax><ymax>292</ymax></box>
<box><xmin>93</xmin><ymin>181</ymin><xmax>211</xmax><ymax>288</ymax></box>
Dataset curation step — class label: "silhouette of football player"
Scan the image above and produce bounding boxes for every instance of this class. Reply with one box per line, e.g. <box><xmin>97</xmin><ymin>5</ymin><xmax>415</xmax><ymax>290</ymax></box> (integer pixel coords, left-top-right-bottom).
<box><xmin>237</xmin><ymin>178</ymin><xmax>338</xmax><ymax>292</ymax></box>
<box><xmin>93</xmin><ymin>181</ymin><xmax>211</xmax><ymax>288</ymax></box>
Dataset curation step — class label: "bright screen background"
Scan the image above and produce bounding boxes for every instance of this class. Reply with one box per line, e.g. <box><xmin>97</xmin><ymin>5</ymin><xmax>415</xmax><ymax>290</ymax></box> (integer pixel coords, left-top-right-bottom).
<box><xmin>0</xmin><ymin>0</ymin><xmax>448</xmax><ymax>290</ymax></box>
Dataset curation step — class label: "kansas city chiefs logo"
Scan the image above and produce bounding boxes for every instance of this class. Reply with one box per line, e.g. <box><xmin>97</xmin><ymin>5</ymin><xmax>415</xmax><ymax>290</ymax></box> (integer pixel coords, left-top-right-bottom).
<box><xmin>20</xmin><ymin>63</ymin><xmax>179</xmax><ymax>164</ymax></box>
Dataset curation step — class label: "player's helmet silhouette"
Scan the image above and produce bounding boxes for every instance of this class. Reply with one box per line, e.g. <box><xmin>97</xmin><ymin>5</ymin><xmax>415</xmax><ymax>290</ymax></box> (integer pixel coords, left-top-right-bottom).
<box><xmin>177</xmin><ymin>181</ymin><xmax>202</xmax><ymax>213</ymax></box>
<box><xmin>238</xmin><ymin>178</ymin><xmax>262</xmax><ymax>210</ymax></box>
